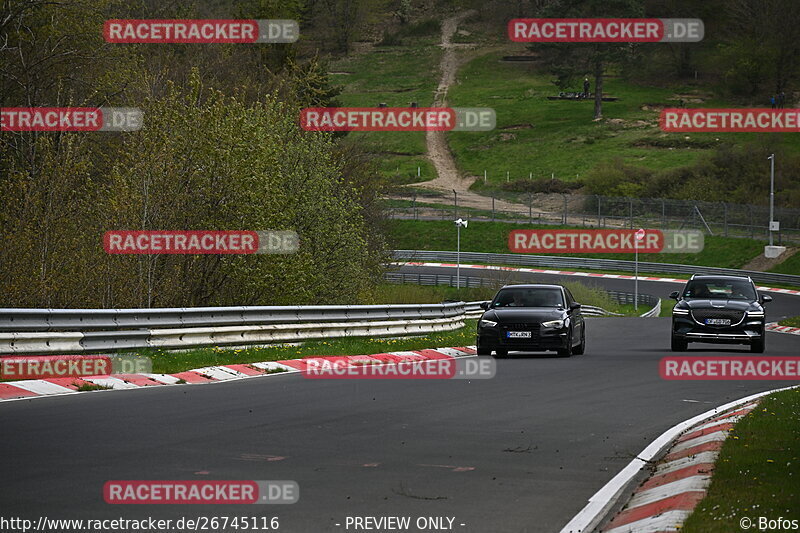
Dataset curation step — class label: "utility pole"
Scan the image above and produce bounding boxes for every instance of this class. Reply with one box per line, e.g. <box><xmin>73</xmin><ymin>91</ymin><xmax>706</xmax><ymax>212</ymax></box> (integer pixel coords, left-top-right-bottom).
<box><xmin>455</xmin><ymin>218</ymin><xmax>468</xmax><ymax>290</ymax></box>
<box><xmin>768</xmin><ymin>154</ymin><xmax>775</xmax><ymax>246</ymax></box>
<box><xmin>634</xmin><ymin>228</ymin><xmax>645</xmax><ymax>312</ymax></box>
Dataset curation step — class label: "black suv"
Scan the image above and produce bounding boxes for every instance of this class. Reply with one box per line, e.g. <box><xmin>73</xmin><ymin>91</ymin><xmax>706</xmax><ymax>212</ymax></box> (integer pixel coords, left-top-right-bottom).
<box><xmin>476</xmin><ymin>284</ymin><xmax>585</xmax><ymax>358</ymax></box>
<box><xmin>670</xmin><ymin>274</ymin><xmax>772</xmax><ymax>353</ymax></box>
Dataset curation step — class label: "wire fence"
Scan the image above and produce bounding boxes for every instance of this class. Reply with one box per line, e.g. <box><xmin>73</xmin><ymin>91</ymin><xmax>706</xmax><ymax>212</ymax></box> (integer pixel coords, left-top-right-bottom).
<box><xmin>387</xmin><ymin>191</ymin><xmax>800</xmax><ymax>244</ymax></box>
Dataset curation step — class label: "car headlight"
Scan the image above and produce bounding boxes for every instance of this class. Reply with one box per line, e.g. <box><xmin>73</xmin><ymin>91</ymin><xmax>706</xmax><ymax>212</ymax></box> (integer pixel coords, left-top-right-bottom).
<box><xmin>479</xmin><ymin>319</ymin><xmax>498</xmax><ymax>328</ymax></box>
<box><xmin>672</xmin><ymin>307</ymin><xmax>689</xmax><ymax>315</ymax></box>
<box><xmin>747</xmin><ymin>311</ymin><xmax>764</xmax><ymax>317</ymax></box>
<box><xmin>542</xmin><ymin>319</ymin><xmax>565</xmax><ymax>329</ymax></box>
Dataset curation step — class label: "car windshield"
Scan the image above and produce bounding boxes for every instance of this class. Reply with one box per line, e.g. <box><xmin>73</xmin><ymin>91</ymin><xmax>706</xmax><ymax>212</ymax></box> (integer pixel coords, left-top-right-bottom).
<box><xmin>682</xmin><ymin>279</ymin><xmax>756</xmax><ymax>300</ymax></box>
<box><xmin>493</xmin><ymin>288</ymin><xmax>564</xmax><ymax>308</ymax></box>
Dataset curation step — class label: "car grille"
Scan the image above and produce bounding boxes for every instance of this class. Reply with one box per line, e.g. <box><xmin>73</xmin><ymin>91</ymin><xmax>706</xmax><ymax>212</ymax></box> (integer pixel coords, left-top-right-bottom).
<box><xmin>691</xmin><ymin>309</ymin><xmax>745</xmax><ymax>327</ymax></box>
<box><xmin>502</xmin><ymin>323</ymin><xmax>542</xmax><ymax>331</ymax></box>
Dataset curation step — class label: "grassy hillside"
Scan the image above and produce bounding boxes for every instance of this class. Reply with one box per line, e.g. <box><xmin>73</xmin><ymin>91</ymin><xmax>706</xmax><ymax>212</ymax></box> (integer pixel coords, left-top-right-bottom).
<box><xmin>387</xmin><ymin>219</ymin><xmax>772</xmax><ymax>270</ymax></box>
<box><xmin>329</xmin><ymin>28</ymin><xmax>441</xmax><ymax>184</ymax></box>
<box><xmin>331</xmin><ymin>26</ymin><xmax>800</xmax><ymax>198</ymax></box>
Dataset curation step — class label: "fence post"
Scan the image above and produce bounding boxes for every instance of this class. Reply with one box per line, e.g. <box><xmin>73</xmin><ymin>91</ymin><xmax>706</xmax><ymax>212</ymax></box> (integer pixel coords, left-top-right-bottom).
<box><xmin>562</xmin><ymin>193</ymin><xmax>568</xmax><ymax>225</ymax></box>
<box><xmin>661</xmin><ymin>199</ymin><xmax>666</xmax><ymax>228</ymax></box>
<box><xmin>528</xmin><ymin>193</ymin><xmax>533</xmax><ymax>223</ymax></box>
<box><xmin>492</xmin><ymin>196</ymin><xmax>495</xmax><ymax>221</ymax></box>
<box><xmin>413</xmin><ymin>193</ymin><xmax>417</xmax><ymax>221</ymax></box>
<box><xmin>453</xmin><ymin>189</ymin><xmax>458</xmax><ymax>220</ymax></box>
<box><xmin>597</xmin><ymin>195</ymin><xmax>601</xmax><ymax>228</ymax></box>
<box><xmin>749</xmin><ymin>205</ymin><xmax>754</xmax><ymax>239</ymax></box>
<box><xmin>629</xmin><ymin>198</ymin><xmax>634</xmax><ymax>229</ymax></box>
<box><xmin>722</xmin><ymin>203</ymin><xmax>728</xmax><ymax>237</ymax></box>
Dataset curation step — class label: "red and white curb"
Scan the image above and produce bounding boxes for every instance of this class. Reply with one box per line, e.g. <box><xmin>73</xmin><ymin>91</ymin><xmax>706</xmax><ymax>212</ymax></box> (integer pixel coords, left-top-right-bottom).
<box><xmin>600</xmin><ymin>403</ymin><xmax>759</xmax><ymax>533</ymax></box>
<box><xmin>0</xmin><ymin>346</ymin><xmax>477</xmax><ymax>402</ymax></box>
<box><xmin>766</xmin><ymin>322</ymin><xmax>800</xmax><ymax>335</ymax></box>
<box><xmin>399</xmin><ymin>262</ymin><xmax>800</xmax><ymax>296</ymax></box>
<box><xmin>559</xmin><ymin>385</ymin><xmax>799</xmax><ymax>533</ymax></box>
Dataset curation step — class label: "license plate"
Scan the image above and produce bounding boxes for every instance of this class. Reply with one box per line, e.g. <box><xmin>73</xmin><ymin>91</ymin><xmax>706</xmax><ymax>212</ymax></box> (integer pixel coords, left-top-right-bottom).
<box><xmin>705</xmin><ymin>318</ymin><xmax>731</xmax><ymax>325</ymax></box>
<box><xmin>507</xmin><ymin>331</ymin><xmax>532</xmax><ymax>338</ymax></box>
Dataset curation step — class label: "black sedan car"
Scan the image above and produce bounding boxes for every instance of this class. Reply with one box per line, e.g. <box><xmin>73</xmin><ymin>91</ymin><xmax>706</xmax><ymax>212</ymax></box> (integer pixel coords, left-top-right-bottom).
<box><xmin>670</xmin><ymin>274</ymin><xmax>772</xmax><ymax>353</ymax></box>
<box><xmin>476</xmin><ymin>284</ymin><xmax>585</xmax><ymax>358</ymax></box>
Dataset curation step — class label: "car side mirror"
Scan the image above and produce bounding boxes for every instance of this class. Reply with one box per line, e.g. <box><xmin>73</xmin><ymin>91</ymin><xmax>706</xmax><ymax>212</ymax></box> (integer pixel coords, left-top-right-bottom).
<box><xmin>570</xmin><ymin>302</ymin><xmax>581</xmax><ymax>310</ymax></box>
<box><xmin>479</xmin><ymin>301</ymin><xmax>490</xmax><ymax>310</ymax></box>
<box><xmin>760</xmin><ymin>294</ymin><xmax>773</xmax><ymax>304</ymax></box>
<box><xmin>669</xmin><ymin>291</ymin><xmax>680</xmax><ymax>300</ymax></box>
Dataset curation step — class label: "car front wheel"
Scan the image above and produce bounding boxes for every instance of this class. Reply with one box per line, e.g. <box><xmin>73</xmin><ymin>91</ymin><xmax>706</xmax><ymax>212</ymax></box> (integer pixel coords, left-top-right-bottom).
<box><xmin>750</xmin><ymin>336</ymin><xmax>765</xmax><ymax>353</ymax></box>
<box><xmin>573</xmin><ymin>327</ymin><xmax>585</xmax><ymax>355</ymax></box>
<box><xmin>557</xmin><ymin>329</ymin><xmax>573</xmax><ymax>357</ymax></box>
<box><xmin>671</xmin><ymin>335</ymin><xmax>687</xmax><ymax>352</ymax></box>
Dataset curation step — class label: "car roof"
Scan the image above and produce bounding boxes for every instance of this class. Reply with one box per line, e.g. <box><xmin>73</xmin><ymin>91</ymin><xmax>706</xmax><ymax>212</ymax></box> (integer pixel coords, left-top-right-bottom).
<box><xmin>498</xmin><ymin>284</ymin><xmax>564</xmax><ymax>290</ymax></box>
<box><xmin>689</xmin><ymin>275</ymin><xmax>752</xmax><ymax>282</ymax></box>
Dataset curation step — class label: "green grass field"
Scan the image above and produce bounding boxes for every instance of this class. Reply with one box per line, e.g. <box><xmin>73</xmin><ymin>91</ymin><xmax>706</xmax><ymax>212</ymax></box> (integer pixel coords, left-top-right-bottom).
<box><xmin>387</xmin><ymin>219</ymin><xmax>768</xmax><ymax>270</ymax></box>
<box><xmin>778</xmin><ymin>316</ymin><xmax>800</xmax><ymax>328</ymax></box>
<box><xmin>446</xmin><ymin>50</ymin><xmax>800</xmax><ymax>188</ymax></box>
<box><xmin>769</xmin><ymin>251</ymin><xmax>800</xmax><ymax>275</ymax></box>
<box><xmin>329</xmin><ymin>38</ymin><xmax>441</xmax><ymax>185</ymax></box>
<box><xmin>331</xmin><ymin>35</ymin><xmax>800</xmax><ymax>187</ymax></box>
<box><xmin>682</xmin><ymin>389</ymin><xmax>800</xmax><ymax>533</ymax></box>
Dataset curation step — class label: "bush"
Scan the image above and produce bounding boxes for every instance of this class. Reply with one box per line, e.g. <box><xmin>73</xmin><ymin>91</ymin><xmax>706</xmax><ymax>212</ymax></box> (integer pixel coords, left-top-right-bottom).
<box><xmin>582</xmin><ymin>141</ymin><xmax>800</xmax><ymax>207</ymax></box>
<box><xmin>378</xmin><ymin>18</ymin><xmax>441</xmax><ymax>46</ymax></box>
<box><xmin>501</xmin><ymin>177</ymin><xmax>582</xmax><ymax>194</ymax></box>
<box><xmin>0</xmin><ymin>74</ymin><xmax>386</xmax><ymax>308</ymax></box>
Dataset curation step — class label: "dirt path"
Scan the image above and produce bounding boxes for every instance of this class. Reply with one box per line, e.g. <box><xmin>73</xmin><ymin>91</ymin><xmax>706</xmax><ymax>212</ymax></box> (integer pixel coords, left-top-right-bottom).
<box><xmin>422</xmin><ymin>10</ymin><xmax>475</xmax><ymax>192</ymax></box>
<box><xmin>409</xmin><ymin>11</ymin><xmax>542</xmax><ymax>216</ymax></box>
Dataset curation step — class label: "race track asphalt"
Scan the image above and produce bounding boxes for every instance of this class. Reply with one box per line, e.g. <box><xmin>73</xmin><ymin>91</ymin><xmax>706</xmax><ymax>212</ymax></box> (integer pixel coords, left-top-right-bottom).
<box><xmin>2</xmin><ymin>267</ymin><xmax>798</xmax><ymax>533</ymax></box>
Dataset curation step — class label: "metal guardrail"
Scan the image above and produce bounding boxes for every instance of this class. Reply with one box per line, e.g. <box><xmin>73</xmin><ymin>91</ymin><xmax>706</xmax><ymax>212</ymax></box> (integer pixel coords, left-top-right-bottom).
<box><xmin>0</xmin><ymin>278</ymin><xmax>664</xmax><ymax>354</ymax></box>
<box><xmin>0</xmin><ymin>303</ymin><xmax>465</xmax><ymax>332</ymax></box>
<box><xmin>384</xmin><ymin>272</ymin><xmax>497</xmax><ymax>289</ymax></box>
<box><xmin>0</xmin><ymin>303</ymin><xmax>466</xmax><ymax>354</ymax></box>
<box><xmin>464</xmin><ymin>301</ymin><xmax>658</xmax><ymax>319</ymax></box>
<box><xmin>390</xmin><ymin>275</ymin><xmax>660</xmax><ymax>318</ymax></box>
<box><xmin>392</xmin><ymin>250</ymin><xmax>800</xmax><ymax>287</ymax></box>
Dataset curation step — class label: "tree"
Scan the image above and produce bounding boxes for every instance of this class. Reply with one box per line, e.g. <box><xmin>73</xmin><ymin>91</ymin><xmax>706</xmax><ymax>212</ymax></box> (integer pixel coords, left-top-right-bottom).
<box><xmin>721</xmin><ymin>0</ymin><xmax>800</xmax><ymax>98</ymax></box>
<box><xmin>530</xmin><ymin>0</ymin><xmax>644</xmax><ymax>119</ymax></box>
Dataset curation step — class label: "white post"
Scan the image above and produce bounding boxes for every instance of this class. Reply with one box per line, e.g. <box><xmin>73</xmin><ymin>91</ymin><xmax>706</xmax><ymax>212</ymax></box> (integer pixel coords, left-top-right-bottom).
<box><xmin>417</xmin><ymin>166</ymin><xmax>421</xmax><ymax>177</ymax></box>
<box><xmin>768</xmin><ymin>154</ymin><xmax>775</xmax><ymax>246</ymax></box>
<box><xmin>634</xmin><ymin>228</ymin><xmax>644</xmax><ymax>312</ymax></box>
<box><xmin>634</xmin><ymin>243</ymin><xmax>639</xmax><ymax>312</ymax></box>
<box><xmin>456</xmin><ymin>223</ymin><xmax>461</xmax><ymax>290</ymax></box>
<box><xmin>484</xmin><ymin>170</ymin><xmax>487</xmax><ymax>184</ymax></box>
